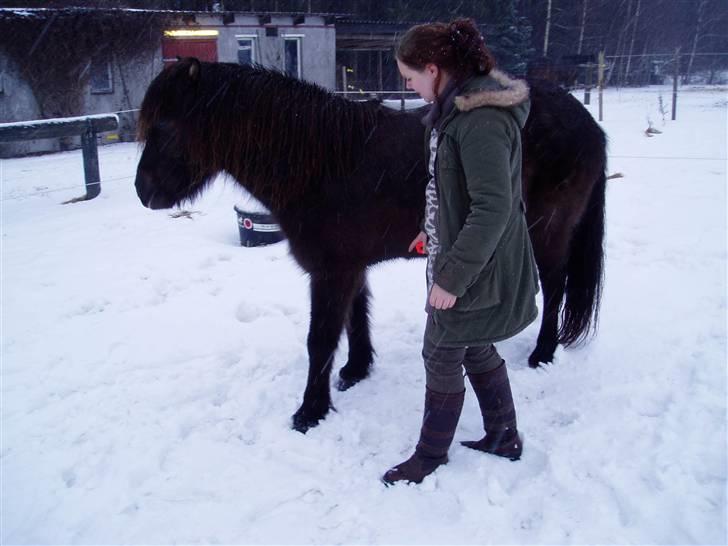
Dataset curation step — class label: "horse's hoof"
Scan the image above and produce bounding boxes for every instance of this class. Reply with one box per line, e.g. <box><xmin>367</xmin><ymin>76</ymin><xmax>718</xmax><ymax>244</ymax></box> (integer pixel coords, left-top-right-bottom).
<box><xmin>291</xmin><ymin>403</ymin><xmax>331</xmax><ymax>433</ymax></box>
<box><xmin>336</xmin><ymin>366</ymin><xmax>369</xmax><ymax>391</ymax></box>
<box><xmin>291</xmin><ymin>411</ymin><xmax>320</xmax><ymax>433</ymax></box>
<box><xmin>336</xmin><ymin>376</ymin><xmax>359</xmax><ymax>391</ymax></box>
<box><xmin>528</xmin><ymin>345</ymin><xmax>555</xmax><ymax>368</ymax></box>
<box><xmin>528</xmin><ymin>354</ymin><xmax>552</xmax><ymax>368</ymax></box>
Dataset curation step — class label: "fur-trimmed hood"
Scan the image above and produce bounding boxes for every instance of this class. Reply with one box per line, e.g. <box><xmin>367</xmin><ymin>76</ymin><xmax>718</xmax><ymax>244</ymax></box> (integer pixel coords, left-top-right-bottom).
<box><xmin>454</xmin><ymin>69</ymin><xmax>530</xmax><ymax>128</ymax></box>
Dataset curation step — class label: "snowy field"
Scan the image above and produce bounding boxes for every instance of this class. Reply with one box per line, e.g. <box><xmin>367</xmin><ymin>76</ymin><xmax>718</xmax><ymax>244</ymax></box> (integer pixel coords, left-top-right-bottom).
<box><xmin>2</xmin><ymin>86</ymin><xmax>726</xmax><ymax>545</ymax></box>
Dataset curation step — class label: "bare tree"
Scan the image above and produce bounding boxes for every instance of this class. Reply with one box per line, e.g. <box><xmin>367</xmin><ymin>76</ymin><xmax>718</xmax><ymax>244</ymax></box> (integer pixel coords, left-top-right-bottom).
<box><xmin>624</xmin><ymin>0</ymin><xmax>641</xmax><ymax>84</ymax></box>
<box><xmin>543</xmin><ymin>0</ymin><xmax>552</xmax><ymax>56</ymax></box>
<box><xmin>685</xmin><ymin>0</ymin><xmax>707</xmax><ymax>84</ymax></box>
<box><xmin>577</xmin><ymin>0</ymin><xmax>588</xmax><ymax>54</ymax></box>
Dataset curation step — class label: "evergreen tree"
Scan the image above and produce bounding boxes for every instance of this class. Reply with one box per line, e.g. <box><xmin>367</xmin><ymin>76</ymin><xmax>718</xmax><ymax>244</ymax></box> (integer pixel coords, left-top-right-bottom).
<box><xmin>332</xmin><ymin>0</ymin><xmax>536</xmax><ymax>76</ymax></box>
<box><xmin>477</xmin><ymin>1</ymin><xmax>535</xmax><ymax>75</ymax></box>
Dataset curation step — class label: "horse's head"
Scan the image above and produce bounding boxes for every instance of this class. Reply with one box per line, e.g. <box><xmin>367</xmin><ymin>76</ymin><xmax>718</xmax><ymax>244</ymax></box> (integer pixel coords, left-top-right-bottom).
<box><xmin>135</xmin><ymin>58</ymin><xmax>214</xmax><ymax>210</ymax></box>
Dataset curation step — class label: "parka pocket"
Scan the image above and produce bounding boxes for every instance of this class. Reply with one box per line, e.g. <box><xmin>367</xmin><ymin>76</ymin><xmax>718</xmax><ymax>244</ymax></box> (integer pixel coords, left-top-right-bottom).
<box><xmin>453</xmin><ymin>257</ymin><xmax>501</xmax><ymax>312</ymax></box>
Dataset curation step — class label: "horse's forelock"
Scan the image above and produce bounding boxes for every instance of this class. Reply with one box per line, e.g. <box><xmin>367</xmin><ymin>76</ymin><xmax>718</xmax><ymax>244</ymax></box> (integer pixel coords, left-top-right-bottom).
<box><xmin>137</xmin><ymin>61</ymin><xmax>202</xmax><ymax>141</ymax></box>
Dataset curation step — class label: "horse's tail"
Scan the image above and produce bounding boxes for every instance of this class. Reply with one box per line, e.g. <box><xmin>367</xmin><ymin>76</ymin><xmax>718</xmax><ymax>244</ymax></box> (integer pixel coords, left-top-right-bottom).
<box><xmin>558</xmin><ymin>167</ymin><xmax>606</xmax><ymax>346</ymax></box>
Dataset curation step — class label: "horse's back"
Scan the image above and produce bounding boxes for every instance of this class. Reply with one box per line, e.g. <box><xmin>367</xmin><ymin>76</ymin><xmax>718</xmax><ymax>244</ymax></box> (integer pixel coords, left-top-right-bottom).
<box><xmin>524</xmin><ymin>79</ymin><xmax>606</xmax><ymax>189</ymax></box>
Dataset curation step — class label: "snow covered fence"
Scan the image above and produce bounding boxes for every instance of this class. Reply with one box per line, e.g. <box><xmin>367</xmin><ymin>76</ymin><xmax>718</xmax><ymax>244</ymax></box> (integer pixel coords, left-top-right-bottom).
<box><xmin>0</xmin><ymin>113</ymin><xmax>119</xmax><ymax>202</ymax></box>
<box><xmin>333</xmin><ymin>90</ymin><xmax>420</xmax><ymax>111</ymax></box>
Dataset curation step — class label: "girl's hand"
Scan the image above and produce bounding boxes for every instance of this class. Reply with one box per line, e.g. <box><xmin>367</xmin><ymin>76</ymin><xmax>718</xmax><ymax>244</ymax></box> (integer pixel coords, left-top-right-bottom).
<box><xmin>429</xmin><ymin>283</ymin><xmax>457</xmax><ymax>310</ymax></box>
<box><xmin>408</xmin><ymin>231</ymin><xmax>428</xmax><ymax>253</ymax></box>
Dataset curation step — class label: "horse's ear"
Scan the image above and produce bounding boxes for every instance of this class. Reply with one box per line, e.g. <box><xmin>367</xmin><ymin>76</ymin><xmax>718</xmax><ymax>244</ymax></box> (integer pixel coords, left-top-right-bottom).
<box><xmin>188</xmin><ymin>58</ymin><xmax>201</xmax><ymax>81</ymax></box>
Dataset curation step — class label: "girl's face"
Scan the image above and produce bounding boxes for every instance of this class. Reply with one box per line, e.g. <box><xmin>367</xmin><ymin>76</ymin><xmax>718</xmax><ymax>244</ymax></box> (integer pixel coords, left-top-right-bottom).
<box><xmin>397</xmin><ymin>60</ymin><xmax>440</xmax><ymax>103</ymax></box>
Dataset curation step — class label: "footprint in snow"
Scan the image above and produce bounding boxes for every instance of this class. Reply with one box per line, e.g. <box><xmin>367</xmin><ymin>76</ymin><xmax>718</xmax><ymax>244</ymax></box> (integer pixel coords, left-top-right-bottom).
<box><xmin>486</xmin><ymin>439</ymin><xmax>549</xmax><ymax>491</ymax></box>
<box><xmin>273</xmin><ymin>302</ymin><xmax>302</xmax><ymax>319</ymax></box>
<box><xmin>235</xmin><ymin>303</ymin><xmax>263</xmax><ymax>323</ymax></box>
<box><xmin>211</xmin><ymin>385</ymin><xmax>229</xmax><ymax>407</ymax></box>
<box><xmin>62</xmin><ymin>469</ymin><xmax>77</xmax><ymax>488</ymax></box>
<box><xmin>199</xmin><ymin>253</ymin><xmax>233</xmax><ymax>269</ymax></box>
<box><xmin>67</xmin><ymin>300</ymin><xmax>111</xmax><ymax>318</ymax></box>
<box><xmin>120</xmin><ymin>502</ymin><xmax>140</xmax><ymax>516</ymax></box>
<box><xmin>551</xmin><ymin>411</ymin><xmax>580</xmax><ymax>427</ymax></box>
<box><xmin>235</xmin><ymin>303</ymin><xmax>284</xmax><ymax>323</ymax></box>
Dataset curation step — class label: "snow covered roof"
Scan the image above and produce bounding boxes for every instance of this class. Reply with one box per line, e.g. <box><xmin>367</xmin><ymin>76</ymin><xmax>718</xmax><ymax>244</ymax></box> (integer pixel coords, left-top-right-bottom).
<box><xmin>0</xmin><ymin>7</ymin><xmax>351</xmax><ymax>18</ymax></box>
<box><xmin>0</xmin><ymin>113</ymin><xmax>119</xmax><ymax>129</ymax></box>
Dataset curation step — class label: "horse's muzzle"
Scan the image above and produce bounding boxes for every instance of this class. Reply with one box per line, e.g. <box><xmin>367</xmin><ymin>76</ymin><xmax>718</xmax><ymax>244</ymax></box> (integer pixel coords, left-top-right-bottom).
<box><xmin>135</xmin><ymin>169</ymin><xmax>173</xmax><ymax>210</ymax></box>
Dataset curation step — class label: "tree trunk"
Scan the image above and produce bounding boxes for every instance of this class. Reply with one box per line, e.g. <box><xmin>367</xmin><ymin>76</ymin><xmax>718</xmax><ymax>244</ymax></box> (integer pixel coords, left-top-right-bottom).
<box><xmin>543</xmin><ymin>0</ymin><xmax>552</xmax><ymax>57</ymax></box>
<box><xmin>617</xmin><ymin>0</ymin><xmax>632</xmax><ymax>86</ymax></box>
<box><xmin>685</xmin><ymin>0</ymin><xmax>707</xmax><ymax>85</ymax></box>
<box><xmin>638</xmin><ymin>41</ymin><xmax>649</xmax><ymax>85</ymax></box>
<box><xmin>578</xmin><ymin>0</ymin><xmax>588</xmax><ymax>54</ymax></box>
<box><xmin>624</xmin><ymin>0</ymin><xmax>641</xmax><ymax>85</ymax></box>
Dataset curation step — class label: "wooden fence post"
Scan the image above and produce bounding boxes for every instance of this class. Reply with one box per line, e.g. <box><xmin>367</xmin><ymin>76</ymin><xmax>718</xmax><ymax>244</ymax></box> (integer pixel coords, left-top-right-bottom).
<box><xmin>400</xmin><ymin>76</ymin><xmax>406</xmax><ymax>111</ymax></box>
<box><xmin>584</xmin><ymin>62</ymin><xmax>592</xmax><ymax>105</ymax></box>
<box><xmin>81</xmin><ymin>119</ymin><xmax>101</xmax><ymax>200</ymax></box>
<box><xmin>598</xmin><ymin>51</ymin><xmax>605</xmax><ymax>122</ymax></box>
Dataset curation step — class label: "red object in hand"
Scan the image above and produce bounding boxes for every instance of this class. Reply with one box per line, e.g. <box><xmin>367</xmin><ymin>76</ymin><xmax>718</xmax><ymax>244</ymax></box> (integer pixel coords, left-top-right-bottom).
<box><xmin>415</xmin><ymin>241</ymin><xmax>426</xmax><ymax>255</ymax></box>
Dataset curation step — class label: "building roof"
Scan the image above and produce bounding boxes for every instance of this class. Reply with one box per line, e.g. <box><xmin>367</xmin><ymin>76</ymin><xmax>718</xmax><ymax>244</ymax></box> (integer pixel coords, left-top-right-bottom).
<box><xmin>0</xmin><ymin>7</ymin><xmax>351</xmax><ymax>18</ymax></box>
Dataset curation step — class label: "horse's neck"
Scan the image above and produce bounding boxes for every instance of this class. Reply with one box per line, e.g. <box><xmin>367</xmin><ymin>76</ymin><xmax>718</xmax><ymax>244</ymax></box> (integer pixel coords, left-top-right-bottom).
<box><xmin>236</xmin><ymin>176</ymin><xmax>279</xmax><ymax>214</ymax></box>
<box><xmin>221</xmin><ymin>88</ymin><xmax>380</xmax><ymax>213</ymax></box>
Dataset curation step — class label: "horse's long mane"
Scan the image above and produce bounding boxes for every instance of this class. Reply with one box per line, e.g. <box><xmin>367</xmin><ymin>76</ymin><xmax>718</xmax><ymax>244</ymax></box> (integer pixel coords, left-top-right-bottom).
<box><xmin>138</xmin><ymin>60</ymin><xmax>387</xmax><ymax>207</ymax></box>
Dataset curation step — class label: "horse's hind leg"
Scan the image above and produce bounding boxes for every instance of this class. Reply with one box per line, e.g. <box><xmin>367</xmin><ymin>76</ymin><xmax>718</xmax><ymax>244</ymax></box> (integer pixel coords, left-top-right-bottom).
<box><xmin>338</xmin><ymin>277</ymin><xmax>375</xmax><ymax>391</ymax></box>
<box><xmin>528</xmin><ymin>215</ymin><xmax>570</xmax><ymax>368</ymax></box>
<box><xmin>292</xmin><ymin>269</ymin><xmax>363</xmax><ymax>433</ymax></box>
<box><xmin>530</xmin><ymin>262</ymin><xmax>566</xmax><ymax>367</ymax></box>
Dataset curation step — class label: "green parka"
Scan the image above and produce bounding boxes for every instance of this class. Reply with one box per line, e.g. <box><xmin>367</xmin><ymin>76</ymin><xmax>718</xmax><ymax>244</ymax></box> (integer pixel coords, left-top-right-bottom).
<box><xmin>426</xmin><ymin>70</ymin><xmax>540</xmax><ymax>346</ymax></box>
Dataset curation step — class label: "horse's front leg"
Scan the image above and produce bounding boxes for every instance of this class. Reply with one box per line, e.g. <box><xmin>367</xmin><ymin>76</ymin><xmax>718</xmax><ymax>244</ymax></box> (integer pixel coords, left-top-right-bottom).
<box><xmin>292</xmin><ymin>270</ymin><xmax>363</xmax><ymax>433</ymax></box>
<box><xmin>338</xmin><ymin>277</ymin><xmax>375</xmax><ymax>391</ymax></box>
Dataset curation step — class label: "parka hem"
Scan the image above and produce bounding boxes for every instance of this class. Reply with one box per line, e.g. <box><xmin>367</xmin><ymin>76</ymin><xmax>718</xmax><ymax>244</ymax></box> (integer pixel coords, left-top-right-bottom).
<box><xmin>425</xmin><ymin>307</ymin><xmax>539</xmax><ymax>349</ymax></box>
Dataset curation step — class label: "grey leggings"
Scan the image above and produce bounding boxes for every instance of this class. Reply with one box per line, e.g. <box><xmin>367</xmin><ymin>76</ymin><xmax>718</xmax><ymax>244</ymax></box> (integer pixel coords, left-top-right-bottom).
<box><xmin>423</xmin><ymin>324</ymin><xmax>504</xmax><ymax>394</ymax></box>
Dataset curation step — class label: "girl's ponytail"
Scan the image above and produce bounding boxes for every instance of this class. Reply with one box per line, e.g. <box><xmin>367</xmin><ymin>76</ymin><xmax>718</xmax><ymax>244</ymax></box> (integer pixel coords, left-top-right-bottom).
<box><xmin>449</xmin><ymin>18</ymin><xmax>493</xmax><ymax>75</ymax></box>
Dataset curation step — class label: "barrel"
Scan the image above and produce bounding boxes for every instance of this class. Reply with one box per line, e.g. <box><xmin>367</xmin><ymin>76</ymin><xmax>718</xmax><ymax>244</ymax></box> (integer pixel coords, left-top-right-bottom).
<box><xmin>233</xmin><ymin>206</ymin><xmax>284</xmax><ymax>247</ymax></box>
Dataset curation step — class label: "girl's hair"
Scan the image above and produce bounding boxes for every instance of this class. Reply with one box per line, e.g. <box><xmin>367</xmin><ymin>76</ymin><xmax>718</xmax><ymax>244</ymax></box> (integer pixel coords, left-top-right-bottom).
<box><xmin>396</xmin><ymin>18</ymin><xmax>495</xmax><ymax>84</ymax></box>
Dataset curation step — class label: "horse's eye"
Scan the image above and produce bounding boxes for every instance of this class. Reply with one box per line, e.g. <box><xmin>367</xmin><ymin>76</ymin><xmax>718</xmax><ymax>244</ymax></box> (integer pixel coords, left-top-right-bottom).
<box><xmin>157</xmin><ymin>120</ymin><xmax>175</xmax><ymax>132</ymax></box>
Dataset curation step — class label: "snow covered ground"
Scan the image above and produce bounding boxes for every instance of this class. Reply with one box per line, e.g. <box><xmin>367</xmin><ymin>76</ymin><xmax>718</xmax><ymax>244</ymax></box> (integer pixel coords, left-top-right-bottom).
<box><xmin>2</xmin><ymin>86</ymin><xmax>726</xmax><ymax>544</ymax></box>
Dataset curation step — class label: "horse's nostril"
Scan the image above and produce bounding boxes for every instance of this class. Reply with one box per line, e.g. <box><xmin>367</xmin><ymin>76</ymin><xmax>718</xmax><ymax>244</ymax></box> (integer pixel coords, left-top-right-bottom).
<box><xmin>145</xmin><ymin>190</ymin><xmax>159</xmax><ymax>209</ymax></box>
<box><xmin>135</xmin><ymin>169</ymin><xmax>155</xmax><ymax>208</ymax></box>
<box><xmin>135</xmin><ymin>169</ymin><xmax>174</xmax><ymax>210</ymax></box>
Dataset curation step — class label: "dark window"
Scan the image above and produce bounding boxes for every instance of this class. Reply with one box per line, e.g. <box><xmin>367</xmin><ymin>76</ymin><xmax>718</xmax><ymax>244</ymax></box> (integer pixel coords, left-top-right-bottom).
<box><xmin>237</xmin><ymin>37</ymin><xmax>256</xmax><ymax>65</ymax></box>
<box><xmin>90</xmin><ymin>55</ymin><xmax>113</xmax><ymax>94</ymax></box>
<box><xmin>284</xmin><ymin>37</ymin><xmax>301</xmax><ymax>79</ymax></box>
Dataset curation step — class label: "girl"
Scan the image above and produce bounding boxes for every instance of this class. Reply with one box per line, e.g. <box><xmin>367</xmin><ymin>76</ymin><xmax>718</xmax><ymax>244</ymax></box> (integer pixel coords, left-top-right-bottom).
<box><xmin>383</xmin><ymin>19</ymin><xmax>540</xmax><ymax>485</ymax></box>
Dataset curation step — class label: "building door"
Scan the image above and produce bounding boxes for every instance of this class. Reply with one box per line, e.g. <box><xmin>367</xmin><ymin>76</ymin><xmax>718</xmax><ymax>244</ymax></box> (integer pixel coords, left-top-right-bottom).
<box><xmin>162</xmin><ymin>38</ymin><xmax>218</xmax><ymax>67</ymax></box>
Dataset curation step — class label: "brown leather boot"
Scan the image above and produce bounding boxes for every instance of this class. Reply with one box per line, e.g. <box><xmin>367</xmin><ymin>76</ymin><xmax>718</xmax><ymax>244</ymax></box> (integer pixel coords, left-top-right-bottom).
<box><xmin>461</xmin><ymin>362</ymin><xmax>522</xmax><ymax>461</ymax></box>
<box><xmin>382</xmin><ymin>388</ymin><xmax>465</xmax><ymax>485</ymax></box>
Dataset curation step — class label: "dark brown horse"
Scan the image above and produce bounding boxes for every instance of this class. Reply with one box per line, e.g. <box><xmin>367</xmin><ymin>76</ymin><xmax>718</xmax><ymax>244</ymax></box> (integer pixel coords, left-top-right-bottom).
<box><xmin>135</xmin><ymin>59</ymin><xmax>606</xmax><ymax>432</ymax></box>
